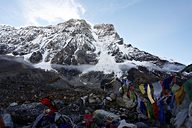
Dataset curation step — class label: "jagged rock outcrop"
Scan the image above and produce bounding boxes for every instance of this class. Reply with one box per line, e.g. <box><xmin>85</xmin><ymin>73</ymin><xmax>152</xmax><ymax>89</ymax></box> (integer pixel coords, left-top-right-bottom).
<box><xmin>0</xmin><ymin>43</ymin><xmax>14</xmax><ymax>54</ymax></box>
<box><xmin>29</xmin><ymin>51</ymin><xmax>43</xmax><ymax>63</ymax></box>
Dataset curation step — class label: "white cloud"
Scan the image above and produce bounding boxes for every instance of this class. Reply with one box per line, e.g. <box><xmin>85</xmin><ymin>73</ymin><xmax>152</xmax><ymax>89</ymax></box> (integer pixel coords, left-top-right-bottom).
<box><xmin>18</xmin><ymin>0</ymin><xmax>85</xmax><ymax>26</ymax></box>
<box><xmin>99</xmin><ymin>0</ymin><xmax>141</xmax><ymax>13</ymax></box>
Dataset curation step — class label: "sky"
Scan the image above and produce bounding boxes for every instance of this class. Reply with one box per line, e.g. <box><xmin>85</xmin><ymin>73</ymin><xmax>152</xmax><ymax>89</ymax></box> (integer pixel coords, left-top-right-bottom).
<box><xmin>0</xmin><ymin>0</ymin><xmax>191</xmax><ymax>65</ymax></box>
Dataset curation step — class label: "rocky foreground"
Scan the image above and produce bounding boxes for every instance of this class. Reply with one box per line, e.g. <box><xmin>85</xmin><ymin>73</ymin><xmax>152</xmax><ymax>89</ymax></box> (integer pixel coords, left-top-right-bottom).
<box><xmin>1</xmin><ymin>81</ymin><xmax>192</xmax><ymax>128</ymax></box>
<box><xmin>0</xmin><ymin>61</ymin><xmax>192</xmax><ymax>128</ymax></box>
<box><xmin>0</xmin><ymin>55</ymin><xmax>192</xmax><ymax>128</ymax></box>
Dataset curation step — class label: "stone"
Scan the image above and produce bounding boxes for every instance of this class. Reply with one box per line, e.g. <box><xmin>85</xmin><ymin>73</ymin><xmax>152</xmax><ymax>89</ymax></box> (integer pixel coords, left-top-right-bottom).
<box><xmin>6</xmin><ymin>103</ymin><xmax>45</xmax><ymax>125</ymax></box>
<box><xmin>29</xmin><ymin>51</ymin><xmax>43</xmax><ymax>63</ymax></box>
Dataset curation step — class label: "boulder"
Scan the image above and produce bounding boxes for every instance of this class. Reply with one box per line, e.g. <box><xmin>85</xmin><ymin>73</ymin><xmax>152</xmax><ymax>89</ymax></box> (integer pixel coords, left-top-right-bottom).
<box><xmin>29</xmin><ymin>51</ymin><xmax>43</xmax><ymax>63</ymax></box>
<box><xmin>93</xmin><ymin>109</ymin><xmax>120</xmax><ymax>126</ymax></box>
<box><xmin>88</xmin><ymin>93</ymin><xmax>101</xmax><ymax>104</ymax></box>
<box><xmin>116</xmin><ymin>94</ymin><xmax>136</xmax><ymax>109</ymax></box>
<box><xmin>118</xmin><ymin>119</ymin><xmax>137</xmax><ymax>128</ymax></box>
<box><xmin>0</xmin><ymin>44</ymin><xmax>14</xmax><ymax>55</ymax></box>
<box><xmin>6</xmin><ymin>103</ymin><xmax>46</xmax><ymax>125</ymax></box>
<box><xmin>0</xmin><ymin>44</ymin><xmax>9</xmax><ymax>54</ymax></box>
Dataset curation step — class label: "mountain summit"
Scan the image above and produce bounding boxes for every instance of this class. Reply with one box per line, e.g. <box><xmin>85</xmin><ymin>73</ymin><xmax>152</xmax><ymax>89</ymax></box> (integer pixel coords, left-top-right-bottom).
<box><xmin>0</xmin><ymin>19</ymin><xmax>185</xmax><ymax>76</ymax></box>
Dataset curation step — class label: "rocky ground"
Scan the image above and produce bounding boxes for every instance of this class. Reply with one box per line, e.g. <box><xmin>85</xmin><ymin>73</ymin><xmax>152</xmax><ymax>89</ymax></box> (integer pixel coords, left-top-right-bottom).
<box><xmin>0</xmin><ymin>55</ymin><xmax>191</xmax><ymax>128</ymax></box>
<box><xmin>0</xmin><ymin>67</ymin><xmax>105</xmax><ymax>108</ymax></box>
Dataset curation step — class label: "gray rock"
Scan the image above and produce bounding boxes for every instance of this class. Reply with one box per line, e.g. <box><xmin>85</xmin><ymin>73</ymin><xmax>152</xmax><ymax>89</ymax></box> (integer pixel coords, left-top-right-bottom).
<box><xmin>0</xmin><ymin>43</ymin><xmax>14</xmax><ymax>54</ymax></box>
<box><xmin>135</xmin><ymin>122</ymin><xmax>148</xmax><ymax>128</ymax></box>
<box><xmin>88</xmin><ymin>93</ymin><xmax>101</xmax><ymax>104</ymax></box>
<box><xmin>93</xmin><ymin>109</ymin><xmax>120</xmax><ymax>126</ymax></box>
<box><xmin>6</xmin><ymin>103</ymin><xmax>45</xmax><ymax>125</ymax></box>
<box><xmin>29</xmin><ymin>51</ymin><xmax>43</xmax><ymax>63</ymax></box>
<box><xmin>116</xmin><ymin>38</ymin><xmax>123</xmax><ymax>45</ymax></box>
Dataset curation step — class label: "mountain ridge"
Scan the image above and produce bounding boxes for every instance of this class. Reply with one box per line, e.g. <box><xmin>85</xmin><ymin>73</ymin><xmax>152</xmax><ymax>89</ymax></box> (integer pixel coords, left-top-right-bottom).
<box><xmin>0</xmin><ymin>19</ymin><xmax>185</xmax><ymax>77</ymax></box>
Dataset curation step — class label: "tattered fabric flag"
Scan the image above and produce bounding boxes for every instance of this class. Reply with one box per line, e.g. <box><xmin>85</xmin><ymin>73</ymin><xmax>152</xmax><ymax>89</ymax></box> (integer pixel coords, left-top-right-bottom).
<box><xmin>140</xmin><ymin>101</ymin><xmax>147</xmax><ymax>116</ymax></box>
<box><xmin>171</xmin><ymin>84</ymin><xmax>180</xmax><ymax>93</ymax></box>
<box><xmin>153</xmin><ymin>101</ymin><xmax>159</xmax><ymax>120</ymax></box>
<box><xmin>139</xmin><ymin>84</ymin><xmax>145</xmax><ymax>94</ymax></box>
<box><xmin>152</xmin><ymin>81</ymin><xmax>162</xmax><ymax>100</ymax></box>
<box><xmin>184</xmin><ymin>78</ymin><xmax>192</xmax><ymax>101</ymax></box>
<box><xmin>175</xmin><ymin>86</ymin><xmax>185</xmax><ymax>106</ymax></box>
<box><xmin>146</xmin><ymin>101</ymin><xmax>155</xmax><ymax>119</ymax></box>
<box><xmin>147</xmin><ymin>84</ymin><xmax>155</xmax><ymax>104</ymax></box>
<box><xmin>189</xmin><ymin>102</ymin><xmax>192</xmax><ymax>122</ymax></box>
<box><xmin>174</xmin><ymin>109</ymin><xmax>188</xmax><ymax>128</ymax></box>
<box><xmin>158</xmin><ymin>100</ymin><xmax>165</xmax><ymax>125</ymax></box>
<box><xmin>162</xmin><ymin>76</ymin><xmax>174</xmax><ymax>94</ymax></box>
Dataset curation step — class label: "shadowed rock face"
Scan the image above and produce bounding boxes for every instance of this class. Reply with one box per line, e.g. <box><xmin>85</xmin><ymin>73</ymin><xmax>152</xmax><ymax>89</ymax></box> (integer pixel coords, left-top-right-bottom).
<box><xmin>0</xmin><ymin>55</ymin><xmax>32</xmax><ymax>73</ymax></box>
<box><xmin>0</xmin><ymin>55</ymin><xmax>104</xmax><ymax>108</ymax></box>
<box><xmin>0</xmin><ymin>55</ymin><xmax>59</xmax><ymax>107</ymax></box>
<box><xmin>181</xmin><ymin>64</ymin><xmax>192</xmax><ymax>73</ymax></box>
<box><xmin>127</xmin><ymin>66</ymin><xmax>166</xmax><ymax>84</ymax></box>
<box><xmin>0</xmin><ymin>44</ymin><xmax>14</xmax><ymax>54</ymax></box>
<box><xmin>29</xmin><ymin>51</ymin><xmax>43</xmax><ymax>63</ymax></box>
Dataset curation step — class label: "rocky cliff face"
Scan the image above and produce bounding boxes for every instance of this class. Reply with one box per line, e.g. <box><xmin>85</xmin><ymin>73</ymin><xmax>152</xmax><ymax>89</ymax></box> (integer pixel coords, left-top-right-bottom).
<box><xmin>180</xmin><ymin>64</ymin><xmax>192</xmax><ymax>78</ymax></box>
<box><xmin>0</xmin><ymin>19</ymin><xmax>97</xmax><ymax>65</ymax></box>
<box><xmin>0</xmin><ymin>19</ymin><xmax>184</xmax><ymax>70</ymax></box>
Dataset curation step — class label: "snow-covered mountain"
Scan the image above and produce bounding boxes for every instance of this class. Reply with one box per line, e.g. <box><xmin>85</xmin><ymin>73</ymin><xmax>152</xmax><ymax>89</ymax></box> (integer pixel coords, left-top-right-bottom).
<box><xmin>0</xmin><ymin>19</ymin><xmax>185</xmax><ymax>76</ymax></box>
